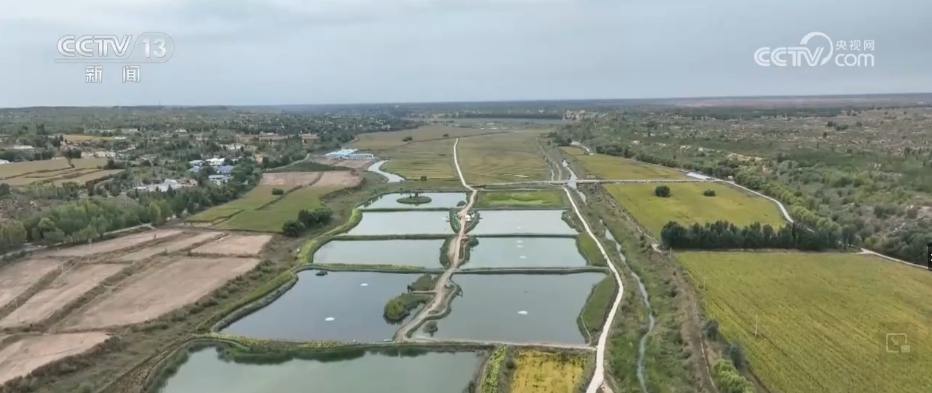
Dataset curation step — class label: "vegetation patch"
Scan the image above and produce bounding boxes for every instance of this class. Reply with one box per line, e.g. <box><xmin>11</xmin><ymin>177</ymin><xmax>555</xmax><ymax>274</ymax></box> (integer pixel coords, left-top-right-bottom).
<box><xmin>606</xmin><ymin>182</ymin><xmax>786</xmax><ymax>236</ymax></box>
<box><xmin>397</xmin><ymin>192</ymin><xmax>432</xmax><ymax>205</ymax></box>
<box><xmin>186</xmin><ymin>185</ymin><xmax>283</xmax><ymax>223</ymax></box>
<box><xmin>678</xmin><ymin>251</ymin><xmax>932</xmax><ymax>393</ymax></box>
<box><xmin>383</xmin><ymin>293</ymin><xmax>431</xmax><ymax>323</ymax></box>
<box><xmin>571</xmin><ymin>153</ymin><xmax>684</xmax><ymax>180</ymax></box>
<box><xmin>481</xmin><ymin>346</ymin><xmax>507</xmax><ymax>393</ymax></box>
<box><xmin>576</xmin><ymin>235</ymin><xmax>605</xmax><ymax>266</ymax></box>
<box><xmin>476</xmin><ymin>190</ymin><xmax>564</xmax><ymax>208</ymax></box>
<box><xmin>458</xmin><ymin>131</ymin><xmax>552</xmax><ymax>185</ymax></box>
<box><xmin>216</xmin><ymin>187</ymin><xmax>334</xmax><ymax>232</ymax></box>
<box><xmin>576</xmin><ymin>275</ymin><xmax>616</xmax><ymax>341</ymax></box>
<box><xmin>378</xmin><ymin>138</ymin><xmax>457</xmax><ymax>181</ymax></box>
<box><xmin>265</xmin><ymin>161</ymin><xmax>342</xmax><ymax>173</ymax></box>
<box><xmin>508</xmin><ymin>350</ymin><xmax>587</xmax><ymax>393</ymax></box>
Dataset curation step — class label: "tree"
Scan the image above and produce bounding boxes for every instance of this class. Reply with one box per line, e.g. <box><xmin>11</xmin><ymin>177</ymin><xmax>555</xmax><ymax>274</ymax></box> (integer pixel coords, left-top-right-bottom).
<box><xmin>282</xmin><ymin>220</ymin><xmax>305</xmax><ymax>237</ymax></box>
<box><xmin>147</xmin><ymin>202</ymin><xmax>163</xmax><ymax>225</ymax></box>
<box><xmin>654</xmin><ymin>185</ymin><xmax>671</xmax><ymax>198</ymax></box>
<box><xmin>0</xmin><ymin>183</ymin><xmax>10</xmax><ymax>197</ymax></box>
<box><xmin>402</xmin><ymin>136</ymin><xmax>413</xmax><ymax>142</ymax></box>
<box><xmin>272</xmin><ymin>188</ymin><xmax>285</xmax><ymax>195</ymax></box>
<box><xmin>419</xmin><ymin>175</ymin><xmax>427</xmax><ymax>181</ymax></box>
<box><xmin>703</xmin><ymin>189</ymin><xmax>716</xmax><ymax>197</ymax></box>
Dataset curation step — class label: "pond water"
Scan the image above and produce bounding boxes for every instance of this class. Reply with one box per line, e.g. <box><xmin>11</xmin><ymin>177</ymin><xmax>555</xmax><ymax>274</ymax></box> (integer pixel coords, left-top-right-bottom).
<box><xmin>346</xmin><ymin>211</ymin><xmax>453</xmax><ymax>236</ymax></box>
<box><xmin>223</xmin><ymin>271</ymin><xmax>427</xmax><ymax>342</ymax></box>
<box><xmin>428</xmin><ymin>273</ymin><xmax>604</xmax><ymax>344</ymax></box>
<box><xmin>157</xmin><ymin>347</ymin><xmax>481</xmax><ymax>393</ymax></box>
<box><xmin>470</xmin><ymin>210</ymin><xmax>577</xmax><ymax>236</ymax></box>
<box><xmin>362</xmin><ymin>192</ymin><xmax>467</xmax><ymax>210</ymax></box>
<box><xmin>313</xmin><ymin>239</ymin><xmax>445</xmax><ymax>268</ymax></box>
<box><xmin>368</xmin><ymin>160</ymin><xmax>405</xmax><ymax>182</ymax></box>
<box><xmin>463</xmin><ymin>237</ymin><xmax>586</xmax><ymax>269</ymax></box>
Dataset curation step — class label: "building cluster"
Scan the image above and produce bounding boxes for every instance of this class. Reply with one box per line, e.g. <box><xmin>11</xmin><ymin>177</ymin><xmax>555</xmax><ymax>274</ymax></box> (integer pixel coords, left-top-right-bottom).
<box><xmin>135</xmin><ymin>179</ymin><xmax>194</xmax><ymax>193</ymax></box>
<box><xmin>324</xmin><ymin>148</ymin><xmax>375</xmax><ymax>160</ymax></box>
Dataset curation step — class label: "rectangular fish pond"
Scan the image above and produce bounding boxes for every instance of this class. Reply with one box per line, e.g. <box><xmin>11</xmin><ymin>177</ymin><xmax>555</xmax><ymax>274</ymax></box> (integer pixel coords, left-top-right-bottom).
<box><xmin>425</xmin><ymin>273</ymin><xmax>604</xmax><ymax>344</ymax></box>
<box><xmin>155</xmin><ymin>347</ymin><xmax>482</xmax><ymax>393</ymax></box>
<box><xmin>313</xmin><ymin>239</ymin><xmax>447</xmax><ymax>268</ymax></box>
<box><xmin>345</xmin><ymin>211</ymin><xmax>454</xmax><ymax>236</ymax></box>
<box><xmin>462</xmin><ymin>237</ymin><xmax>587</xmax><ymax>269</ymax></box>
<box><xmin>361</xmin><ymin>192</ymin><xmax>468</xmax><ymax>210</ymax></box>
<box><xmin>223</xmin><ymin>271</ymin><xmax>432</xmax><ymax>342</ymax></box>
<box><xmin>469</xmin><ymin>210</ymin><xmax>577</xmax><ymax>236</ymax></box>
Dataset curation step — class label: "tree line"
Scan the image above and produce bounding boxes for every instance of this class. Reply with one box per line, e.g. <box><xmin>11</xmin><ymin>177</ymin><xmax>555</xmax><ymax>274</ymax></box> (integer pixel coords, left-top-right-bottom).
<box><xmin>660</xmin><ymin>220</ymin><xmax>846</xmax><ymax>251</ymax></box>
<box><xmin>282</xmin><ymin>207</ymin><xmax>333</xmax><ymax>237</ymax></box>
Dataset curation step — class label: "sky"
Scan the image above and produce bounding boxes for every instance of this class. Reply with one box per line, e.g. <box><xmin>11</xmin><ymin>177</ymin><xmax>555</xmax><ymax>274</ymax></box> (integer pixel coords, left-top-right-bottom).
<box><xmin>1</xmin><ymin>0</ymin><xmax>930</xmax><ymax>107</ymax></box>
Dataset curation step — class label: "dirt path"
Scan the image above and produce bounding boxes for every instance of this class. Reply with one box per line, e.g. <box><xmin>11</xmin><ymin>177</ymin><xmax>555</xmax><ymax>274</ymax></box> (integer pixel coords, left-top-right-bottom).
<box><xmin>395</xmin><ymin>138</ymin><xmax>477</xmax><ymax>340</ymax></box>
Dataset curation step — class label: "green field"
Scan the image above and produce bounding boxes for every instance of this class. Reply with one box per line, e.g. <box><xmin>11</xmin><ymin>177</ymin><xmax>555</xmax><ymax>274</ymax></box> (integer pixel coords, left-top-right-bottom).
<box><xmin>559</xmin><ymin>146</ymin><xmax>588</xmax><ymax>156</ymax></box>
<box><xmin>380</xmin><ymin>138</ymin><xmax>457</xmax><ymax>181</ymax></box>
<box><xmin>0</xmin><ymin>158</ymin><xmax>107</xmax><ymax>180</ymax></box>
<box><xmin>679</xmin><ymin>251</ymin><xmax>932</xmax><ymax>393</ymax></box>
<box><xmin>187</xmin><ymin>186</ymin><xmax>282</xmax><ymax>223</ymax></box>
<box><xmin>606</xmin><ymin>182</ymin><xmax>786</xmax><ymax>235</ymax></box>
<box><xmin>475</xmin><ymin>190</ymin><xmax>564</xmax><ymax>208</ymax></box>
<box><xmin>216</xmin><ymin>186</ymin><xmax>332</xmax><ymax>232</ymax></box>
<box><xmin>458</xmin><ymin>131</ymin><xmax>551</xmax><ymax>184</ymax></box>
<box><xmin>569</xmin><ymin>153</ymin><xmax>684</xmax><ymax>180</ymax></box>
<box><xmin>52</xmin><ymin>169</ymin><xmax>124</xmax><ymax>185</ymax></box>
<box><xmin>350</xmin><ymin>125</ymin><xmax>499</xmax><ymax>151</ymax></box>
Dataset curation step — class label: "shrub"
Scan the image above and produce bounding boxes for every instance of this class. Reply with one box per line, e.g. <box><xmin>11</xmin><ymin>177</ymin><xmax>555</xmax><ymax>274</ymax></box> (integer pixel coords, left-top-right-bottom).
<box><xmin>703</xmin><ymin>189</ymin><xmax>717</xmax><ymax>197</ymax></box>
<box><xmin>402</xmin><ymin>136</ymin><xmax>414</xmax><ymax>142</ymax></box>
<box><xmin>654</xmin><ymin>185</ymin><xmax>671</xmax><ymax>197</ymax></box>
<box><xmin>272</xmin><ymin>188</ymin><xmax>285</xmax><ymax>195</ymax></box>
<box><xmin>419</xmin><ymin>175</ymin><xmax>427</xmax><ymax>181</ymax></box>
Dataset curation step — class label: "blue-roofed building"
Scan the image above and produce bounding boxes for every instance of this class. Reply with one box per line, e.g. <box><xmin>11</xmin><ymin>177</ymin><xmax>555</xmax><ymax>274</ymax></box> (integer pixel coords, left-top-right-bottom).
<box><xmin>217</xmin><ymin>165</ymin><xmax>235</xmax><ymax>175</ymax></box>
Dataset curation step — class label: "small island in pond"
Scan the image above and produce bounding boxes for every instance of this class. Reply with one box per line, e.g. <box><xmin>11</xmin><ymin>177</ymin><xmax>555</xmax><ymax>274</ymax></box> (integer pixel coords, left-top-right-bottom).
<box><xmin>397</xmin><ymin>192</ymin><xmax>432</xmax><ymax>205</ymax></box>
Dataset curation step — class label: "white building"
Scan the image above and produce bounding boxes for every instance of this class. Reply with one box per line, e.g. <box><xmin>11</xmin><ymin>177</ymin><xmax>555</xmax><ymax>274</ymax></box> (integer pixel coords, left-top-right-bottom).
<box><xmin>136</xmin><ymin>179</ymin><xmax>186</xmax><ymax>193</ymax></box>
<box><xmin>224</xmin><ymin>143</ymin><xmax>245</xmax><ymax>151</ymax></box>
<box><xmin>0</xmin><ymin>159</ymin><xmax>9</xmax><ymax>165</ymax></box>
<box><xmin>206</xmin><ymin>158</ymin><xmax>225</xmax><ymax>167</ymax></box>
<box><xmin>325</xmin><ymin>148</ymin><xmax>374</xmax><ymax>160</ymax></box>
<box><xmin>11</xmin><ymin>145</ymin><xmax>34</xmax><ymax>150</ymax></box>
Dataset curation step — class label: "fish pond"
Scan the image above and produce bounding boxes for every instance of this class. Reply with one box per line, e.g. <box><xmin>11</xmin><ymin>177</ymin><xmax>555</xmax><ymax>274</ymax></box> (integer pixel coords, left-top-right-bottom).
<box><xmin>313</xmin><ymin>239</ymin><xmax>446</xmax><ymax>268</ymax></box>
<box><xmin>345</xmin><ymin>211</ymin><xmax>453</xmax><ymax>236</ymax></box>
<box><xmin>223</xmin><ymin>271</ymin><xmax>427</xmax><ymax>342</ymax></box>
<box><xmin>470</xmin><ymin>210</ymin><xmax>577</xmax><ymax>236</ymax></box>
<box><xmin>362</xmin><ymin>192</ymin><xmax>467</xmax><ymax>210</ymax></box>
<box><xmin>156</xmin><ymin>347</ymin><xmax>481</xmax><ymax>393</ymax></box>
<box><xmin>427</xmin><ymin>273</ymin><xmax>604</xmax><ymax>344</ymax></box>
<box><xmin>463</xmin><ymin>237</ymin><xmax>586</xmax><ymax>269</ymax></box>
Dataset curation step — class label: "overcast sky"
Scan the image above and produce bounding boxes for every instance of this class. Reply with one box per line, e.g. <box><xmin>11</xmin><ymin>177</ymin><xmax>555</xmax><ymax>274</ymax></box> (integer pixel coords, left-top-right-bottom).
<box><xmin>1</xmin><ymin>0</ymin><xmax>930</xmax><ymax>107</ymax></box>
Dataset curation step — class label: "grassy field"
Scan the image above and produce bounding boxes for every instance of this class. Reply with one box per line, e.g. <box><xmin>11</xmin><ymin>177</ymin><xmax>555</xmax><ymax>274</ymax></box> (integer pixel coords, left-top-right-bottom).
<box><xmin>187</xmin><ymin>186</ymin><xmax>283</xmax><ymax>223</ymax></box>
<box><xmin>380</xmin><ymin>138</ymin><xmax>457</xmax><ymax>181</ymax></box>
<box><xmin>508</xmin><ymin>350</ymin><xmax>587</xmax><ymax>393</ymax></box>
<box><xmin>52</xmin><ymin>169</ymin><xmax>124</xmax><ymax>185</ymax></box>
<box><xmin>569</xmin><ymin>153</ymin><xmax>684</xmax><ymax>180</ymax></box>
<box><xmin>559</xmin><ymin>146</ymin><xmax>588</xmax><ymax>156</ymax></box>
<box><xmin>0</xmin><ymin>158</ymin><xmax>107</xmax><ymax>179</ymax></box>
<box><xmin>62</xmin><ymin>134</ymin><xmax>114</xmax><ymax>142</ymax></box>
<box><xmin>475</xmin><ymin>190</ymin><xmax>564</xmax><ymax>208</ymax></box>
<box><xmin>458</xmin><ymin>131</ymin><xmax>551</xmax><ymax>184</ymax></box>
<box><xmin>350</xmin><ymin>125</ymin><xmax>500</xmax><ymax>151</ymax></box>
<box><xmin>576</xmin><ymin>235</ymin><xmax>605</xmax><ymax>266</ymax></box>
<box><xmin>215</xmin><ymin>186</ymin><xmax>333</xmax><ymax>232</ymax></box>
<box><xmin>678</xmin><ymin>251</ymin><xmax>932</xmax><ymax>393</ymax></box>
<box><xmin>578</xmin><ymin>275</ymin><xmax>615</xmax><ymax>339</ymax></box>
<box><xmin>606</xmin><ymin>182</ymin><xmax>787</xmax><ymax>236</ymax></box>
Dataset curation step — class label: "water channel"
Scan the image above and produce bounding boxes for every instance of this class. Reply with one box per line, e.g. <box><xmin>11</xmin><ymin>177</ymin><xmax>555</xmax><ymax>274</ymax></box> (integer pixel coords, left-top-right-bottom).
<box><xmin>367</xmin><ymin>160</ymin><xmax>405</xmax><ymax>182</ymax></box>
<box><xmin>562</xmin><ymin>159</ymin><xmax>586</xmax><ymax>203</ymax></box>
<box><xmin>157</xmin><ymin>347</ymin><xmax>481</xmax><ymax>393</ymax></box>
<box><xmin>463</xmin><ymin>237</ymin><xmax>587</xmax><ymax>269</ymax></box>
<box><xmin>428</xmin><ymin>273</ymin><xmax>604</xmax><ymax>344</ymax></box>
<box><xmin>223</xmin><ymin>271</ymin><xmax>427</xmax><ymax>342</ymax></box>
<box><xmin>314</xmin><ymin>239</ymin><xmax>445</xmax><ymax>267</ymax></box>
<box><xmin>362</xmin><ymin>192</ymin><xmax>467</xmax><ymax>210</ymax></box>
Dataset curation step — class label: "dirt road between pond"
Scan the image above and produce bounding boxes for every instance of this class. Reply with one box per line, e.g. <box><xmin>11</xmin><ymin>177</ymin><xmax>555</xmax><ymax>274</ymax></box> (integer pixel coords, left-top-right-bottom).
<box><xmin>395</xmin><ymin>138</ymin><xmax>477</xmax><ymax>341</ymax></box>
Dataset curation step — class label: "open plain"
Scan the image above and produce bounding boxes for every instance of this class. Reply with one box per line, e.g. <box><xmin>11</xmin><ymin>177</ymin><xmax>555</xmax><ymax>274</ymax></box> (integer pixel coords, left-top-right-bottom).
<box><xmin>117</xmin><ymin>232</ymin><xmax>226</xmax><ymax>262</ymax></box>
<box><xmin>0</xmin><ymin>264</ymin><xmax>125</xmax><ymax>328</ymax></box>
<box><xmin>0</xmin><ymin>258</ymin><xmax>60</xmax><ymax>308</ymax></box>
<box><xmin>47</xmin><ymin>229</ymin><xmax>184</xmax><ymax>257</ymax></box>
<box><xmin>191</xmin><ymin>234</ymin><xmax>272</xmax><ymax>256</ymax></box>
<box><xmin>0</xmin><ymin>332</ymin><xmax>110</xmax><ymax>385</ymax></box>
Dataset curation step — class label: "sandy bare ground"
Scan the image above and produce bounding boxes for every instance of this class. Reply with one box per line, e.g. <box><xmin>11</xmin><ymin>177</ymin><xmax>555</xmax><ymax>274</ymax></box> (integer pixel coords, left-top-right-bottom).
<box><xmin>315</xmin><ymin>171</ymin><xmax>362</xmax><ymax>188</ymax></box>
<box><xmin>190</xmin><ymin>234</ymin><xmax>272</xmax><ymax>256</ymax></box>
<box><xmin>0</xmin><ymin>332</ymin><xmax>110</xmax><ymax>385</ymax></box>
<box><xmin>259</xmin><ymin>172</ymin><xmax>323</xmax><ymax>187</ymax></box>
<box><xmin>0</xmin><ymin>265</ymin><xmax>125</xmax><ymax>328</ymax></box>
<box><xmin>116</xmin><ymin>232</ymin><xmax>226</xmax><ymax>262</ymax></box>
<box><xmin>64</xmin><ymin>257</ymin><xmax>260</xmax><ymax>330</ymax></box>
<box><xmin>0</xmin><ymin>259</ymin><xmax>60</xmax><ymax>309</ymax></box>
<box><xmin>313</xmin><ymin>157</ymin><xmax>373</xmax><ymax>169</ymax></box>
<box><xmin>48</xmin><ymin>229</ymin><xmax>183</xmax><ymax>257</ymax></box>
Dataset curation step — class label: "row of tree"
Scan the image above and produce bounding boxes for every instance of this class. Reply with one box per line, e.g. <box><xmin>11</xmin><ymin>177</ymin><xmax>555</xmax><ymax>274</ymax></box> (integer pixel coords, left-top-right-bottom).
<box><xmin>282</xmin><ymin>207</ymin><xmax>333</xmax><ymax>237</ymax></box>
<box><xmin>660</xmin><ymin>221</ymin><xmax>846</xmax><ymax>251</ymax></box>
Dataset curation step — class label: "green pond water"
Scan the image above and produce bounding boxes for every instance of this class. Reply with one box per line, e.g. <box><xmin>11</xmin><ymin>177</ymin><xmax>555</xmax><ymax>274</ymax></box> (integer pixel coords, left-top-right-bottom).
<box><xmin>470</xmin><ymin>210</ymin><xmax>577</xmax><ymax>236</ymax></box>
<box><xmin>157</xmin><ymin>347</ymin><xmax>481</xmax><ymax>393</ymax></box>
<box><xmin>223</xmin><ymin>271</ymin><xmax>426</xmax><ymax>342</ymax></box>
<box><xmin>346</xmin><ymin>211</ymin><xmax>453</xmax><ymax>235</ymax></box>
<box><xmin>362</xmin><ymin>192</ymin><xmax>467</xmax><ymax>209</ymax></box>
<box><xmin>463</xmin><ymin>237</ymin><xmax>587</xmax><ymax>268</ymax></box>
<box><xmin>427</xmin><ymin>273</ymin><xmax>604</xmax><ymax>344</ymax></box>
<box><xmin>314</xmin><ymin>239</ymin><xmax>446</xmax><ymax>267</ymax></box>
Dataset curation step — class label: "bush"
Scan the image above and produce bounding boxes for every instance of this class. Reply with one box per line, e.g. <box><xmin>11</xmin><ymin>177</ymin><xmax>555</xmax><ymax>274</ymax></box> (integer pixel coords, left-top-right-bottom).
<box><xmin>272</xmin><ymin>188</ymin><xmax>285</xmax><ymax>195</ymax></box>
<box><xmin>402</xmin><ymin>136</ymin><xmax>414</xmax><ymax>142</ymax></box>
<box><xmin>281</xmin><ymin>220</ymin><xmax>305</xmax><ymax>237</ymax></box>
<box><xmin>467</xmin><ymin>237</ymin><xmax>479</xmax><ymax>247</ymax></box>
<box><xmin>703</xmin><ymin>189</ymin><xmax>717</xmax><ymax>197</ymax></box>
<box><xmin>419</xmin><ymin>175</ymin><xmax>427</xmax><ymax>181</ymax></box>
<box><xmin>424</xmin><ymin>321</ymin><xmax>438</xmax><ymax>335</ymax></box>
<box><xmin>654</xmin><ymin>185</ymin><xmax>671</xmax><ymax>197</ymax></box>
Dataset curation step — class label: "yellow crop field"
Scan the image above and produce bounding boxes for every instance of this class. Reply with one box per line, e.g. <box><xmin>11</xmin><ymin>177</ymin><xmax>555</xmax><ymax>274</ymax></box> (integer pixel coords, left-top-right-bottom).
<box><xmin>679</xmin><ymin>251</ymin><xmax>932</xmax><ymax>393</ymax></box>
<box><xmin>606</xmin><ymin>182</ymin><xmax>786</xmax><ymax>236</ymax></box>
<box><xmin>0</xmin><ymin>158</ymin><xmax>107</xmax><ymax>179</ymax></box>
<box><xmin>380</xmin><ymin>138</ymin><xmax>457</xmax><ymax>181</ymax></box>
<box><xmin>571</xmin><ymin>153</ymin><xmax>684</xmax><ymax>180</ymax></box>
<box><xmin>350</xmin><ymin>125</ymin><xmax>500</xmax><ymax>151</ymax></box>
<box><xmin>458</xmin><ymin>131</ymin><xmax>551</xmax><ymax>185</ymax></box>
<box><xmin>509</xmin><ymin>350</ymin><xmax>586</xmax><ymax>393</ymax></box>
